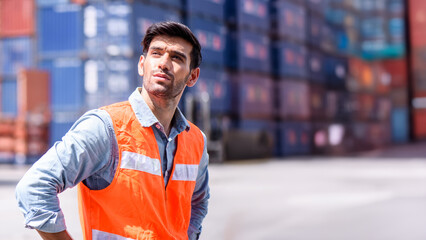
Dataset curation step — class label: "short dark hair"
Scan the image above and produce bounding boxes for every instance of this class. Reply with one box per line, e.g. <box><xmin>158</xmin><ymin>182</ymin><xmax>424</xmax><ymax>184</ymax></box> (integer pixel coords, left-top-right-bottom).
<box><xmin>142</xmin><ymin>21</ymin><xmax>202</xmax><ymax>70</ymax></box>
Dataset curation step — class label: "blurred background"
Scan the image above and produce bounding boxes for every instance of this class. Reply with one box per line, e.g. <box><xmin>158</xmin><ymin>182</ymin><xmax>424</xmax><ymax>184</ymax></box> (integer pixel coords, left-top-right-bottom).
<box><xmin>0</xmin><ymin>0</ymin><xmax>423</xmax><ymax>162</ymax></box>
<box><xmin>2</xmin><ymin>0</ymin><xmax>426</xmax><ymax>239</ymax></box>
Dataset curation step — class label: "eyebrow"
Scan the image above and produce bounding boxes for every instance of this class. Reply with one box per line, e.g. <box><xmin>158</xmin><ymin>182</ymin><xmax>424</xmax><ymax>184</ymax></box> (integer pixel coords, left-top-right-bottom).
<box><xmin>149</xmin><ymin>46</ymin><xmax>187</xmax><ymax>61</ymax></box>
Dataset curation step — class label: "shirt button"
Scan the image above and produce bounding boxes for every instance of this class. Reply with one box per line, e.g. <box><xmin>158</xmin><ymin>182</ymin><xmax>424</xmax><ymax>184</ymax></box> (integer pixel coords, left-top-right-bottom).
<box><xmin>156</xmin><ymin>124</ymin><xmax>160</xmax><ymax>129</ymax></box>
<box><xmin>168</xmin><ymin>137</ymin><xmax>172</xmax><ymax>142</ymax></box>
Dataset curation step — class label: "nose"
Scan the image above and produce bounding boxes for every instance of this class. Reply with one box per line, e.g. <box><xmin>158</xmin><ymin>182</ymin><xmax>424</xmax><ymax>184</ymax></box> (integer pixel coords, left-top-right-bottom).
<box><xmin>158</xmin><ymin>53</ymin><xmax>171</xmax><ymax>71</ymax></box>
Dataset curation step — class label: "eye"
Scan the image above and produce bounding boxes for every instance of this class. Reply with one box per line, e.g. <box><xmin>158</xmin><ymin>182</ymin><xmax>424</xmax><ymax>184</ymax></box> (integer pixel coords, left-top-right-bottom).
<box><xmin>172</xmin><ymin>55</ymin><xmax>184</xmax><ymax>62</ymax></box>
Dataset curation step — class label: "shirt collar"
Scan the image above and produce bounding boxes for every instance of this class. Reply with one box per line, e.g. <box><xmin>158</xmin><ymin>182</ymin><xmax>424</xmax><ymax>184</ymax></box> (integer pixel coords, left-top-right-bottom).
<box><xmin>129</xmin><ymin>88</ymin><xmax>190</xmax><ymax>133</ymax></box>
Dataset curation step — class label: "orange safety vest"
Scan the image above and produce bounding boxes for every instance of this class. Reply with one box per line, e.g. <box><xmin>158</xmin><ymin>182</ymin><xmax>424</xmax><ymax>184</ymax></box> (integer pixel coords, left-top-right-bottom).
<box><xmin>78</xmin><ymin>101</ymin><xmax>204</xmax><ymax>240</ymax></box>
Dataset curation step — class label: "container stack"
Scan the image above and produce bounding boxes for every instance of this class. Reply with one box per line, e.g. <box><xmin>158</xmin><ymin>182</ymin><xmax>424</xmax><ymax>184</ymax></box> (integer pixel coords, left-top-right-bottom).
<box><xmin>223</xmin><ymin>0</ymin><xmax>275</xmax><ymax>159</ymax></box>
<box><xmin>408</xmin><ymin>0</ymin><xmax>426</xmax><ymax>140</ymax></box>
<box><xmin>0</xmin><ymin>0</ymin><xmax>50</xmax><ymax>163</ymax></box>
<box><xmin>0</xmin><ymin>0</ymin><xmax>416</xmax><ymax>163</ymax></box>
<box><xmin>306</xmin><ymin>0</ymin><xmax>357</xmax><ymax>155</ymax></box>
<box><xmin>271</xmin><ymin>0</ymin><xmax>310</xmax><ymax>157</ymax></box>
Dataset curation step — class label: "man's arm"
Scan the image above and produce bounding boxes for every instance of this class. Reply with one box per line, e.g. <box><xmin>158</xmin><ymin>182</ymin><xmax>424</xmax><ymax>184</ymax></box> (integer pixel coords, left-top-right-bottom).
<box><xmin>188</xmin><ymin>133</ymin><xmax>210</xmax><ymax>240</ymax></box>
<box><xmin>15</xmin><ymin>110</ymin><xmax>116</xmax><ymax>237</ymax></box>
<box><xmin>37</xmin><ymin>230</ymin><xmax>73</xmax><ymax>240</ymax></box>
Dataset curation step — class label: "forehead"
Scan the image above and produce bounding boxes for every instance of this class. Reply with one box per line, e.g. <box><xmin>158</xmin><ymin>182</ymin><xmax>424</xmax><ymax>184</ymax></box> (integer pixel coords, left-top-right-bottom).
<box><xmin>149</xmin><ymin>35</ymin><xmax>193</xmax><ymax>55</ymax></box>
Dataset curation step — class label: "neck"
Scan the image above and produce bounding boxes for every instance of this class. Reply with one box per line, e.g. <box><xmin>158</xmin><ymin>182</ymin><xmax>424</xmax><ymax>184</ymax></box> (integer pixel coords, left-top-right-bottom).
<box><xmin>141</xmin><ymin>88</ymin><xmax>179</xmax><ymax>136</ymax></box>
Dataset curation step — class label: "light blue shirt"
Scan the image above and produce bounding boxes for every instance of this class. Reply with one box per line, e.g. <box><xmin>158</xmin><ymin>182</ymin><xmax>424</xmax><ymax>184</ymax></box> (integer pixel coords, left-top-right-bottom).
<box><xmin>15</xmin><ymin>88</ymin><xmax>210</xmax><ymax>240</ymax></box>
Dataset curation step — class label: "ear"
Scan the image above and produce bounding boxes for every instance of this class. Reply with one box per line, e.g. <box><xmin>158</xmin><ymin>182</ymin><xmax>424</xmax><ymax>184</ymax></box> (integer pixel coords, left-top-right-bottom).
<box><xmin>186</xmin><ymin>67</ymin><xmax>200</xmax><ymax>87</ymax></box>
<box><xmin>138</xmin><ymin>55</ymin><xmax>145</xmax><ymax>76</ymax></box>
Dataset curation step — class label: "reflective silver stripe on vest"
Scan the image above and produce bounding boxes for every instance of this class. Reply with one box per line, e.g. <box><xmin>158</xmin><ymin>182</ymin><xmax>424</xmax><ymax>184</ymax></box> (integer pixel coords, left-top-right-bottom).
<box><xmin>121</xmin><ymin>151</ymin><xmax>161</xmax><ymax>176</ymax></box>
<box><xmin>172</xmin><ymin>164</ymin><xmax>198</xmax><ymax>181</ymax></box>
<box><xmin>92</xmin><ymin>229</ymin><xmax>135</xmax><ymax>240</ymax></box>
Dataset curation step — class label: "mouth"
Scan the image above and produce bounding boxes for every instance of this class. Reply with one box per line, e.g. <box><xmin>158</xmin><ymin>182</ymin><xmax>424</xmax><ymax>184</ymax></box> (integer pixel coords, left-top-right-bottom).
<box><xmin>153</xmin><ymin>72</ymin><xmax>172</xmax><ymax>81</ymax></box>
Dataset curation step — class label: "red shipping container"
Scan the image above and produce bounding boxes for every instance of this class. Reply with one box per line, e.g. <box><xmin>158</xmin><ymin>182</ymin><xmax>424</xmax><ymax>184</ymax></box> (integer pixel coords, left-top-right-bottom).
<box><xmin>17</xmin><ymin>69</ymin><xmax>51</xmax><ymax>123</ymax></box>
<box><xmin>381</xmin><ymin>58</ymin><xmax>407</xmax><ymax>87</ymax></box>
<box><xmin>0</xmin><ymin>118</ymin><xmax>15</xmax><ymax>136</ymax></box>
<box><xmin>373</xmin><ymin>62</ymin><xmax>391</xmax><ymax>94</ymax></box>
<box><xmin>409</xmin><ymin>0</ymin><xmax>426</xmax><ymax>48</ymax></box>
<box><xmin>0</xmin><ymin>0</ymin><xmax>35</xmax><ymax>37</ymax></box>
<box><xmin>390</xmin><ymin>88</ymin><xmax>409</xmax><ymax>107</ymax></box>
<box><xmin>413</xmin><ymin>109</ymin><xmax>426</xmax><ymax>139</ymax></box>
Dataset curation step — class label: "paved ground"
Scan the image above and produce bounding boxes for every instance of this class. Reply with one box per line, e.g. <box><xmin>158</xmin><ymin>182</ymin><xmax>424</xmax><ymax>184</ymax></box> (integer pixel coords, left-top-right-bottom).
<box><xmin>2</xmin><ymin>142</ymin><xmax>426</xmax><ymax>240</ymax></box>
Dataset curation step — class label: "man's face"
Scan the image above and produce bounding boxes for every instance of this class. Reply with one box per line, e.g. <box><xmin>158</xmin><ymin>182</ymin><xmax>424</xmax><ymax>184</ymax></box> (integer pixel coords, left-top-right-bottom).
<box><xmin>138</xmin><ymin>35</ymin><xmax>199</xmax><ymax>100</ymax></box>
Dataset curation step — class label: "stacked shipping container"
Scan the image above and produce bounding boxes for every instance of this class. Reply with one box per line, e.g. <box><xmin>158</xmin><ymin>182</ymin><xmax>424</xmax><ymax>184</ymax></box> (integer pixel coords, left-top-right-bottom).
<box><xmin>0</xmin><ymin>0</ymin><xmax>415</xmax><ymax>162</ymax></box>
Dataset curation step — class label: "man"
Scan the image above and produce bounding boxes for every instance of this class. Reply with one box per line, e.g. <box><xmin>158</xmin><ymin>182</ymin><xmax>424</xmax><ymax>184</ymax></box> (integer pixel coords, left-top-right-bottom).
<box><xmin>16</xmin><ymin>21</ymin><xmax>210</xmax><ymax>240</ymax></box>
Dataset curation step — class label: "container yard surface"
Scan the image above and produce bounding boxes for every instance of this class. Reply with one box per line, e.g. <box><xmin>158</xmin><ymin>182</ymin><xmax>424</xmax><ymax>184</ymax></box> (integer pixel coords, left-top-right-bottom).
<box><xmin>2</xmin><ymin>142</ymin><xmax>426</xmax><ymax>240</ymax></box>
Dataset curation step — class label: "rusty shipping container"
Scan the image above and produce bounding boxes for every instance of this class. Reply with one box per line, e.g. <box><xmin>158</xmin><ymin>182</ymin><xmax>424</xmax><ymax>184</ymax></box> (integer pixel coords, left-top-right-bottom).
<box><xmin>0</xmin><ymin>0</ymin><xmax>35</xmax><ymax>37</ymax></box>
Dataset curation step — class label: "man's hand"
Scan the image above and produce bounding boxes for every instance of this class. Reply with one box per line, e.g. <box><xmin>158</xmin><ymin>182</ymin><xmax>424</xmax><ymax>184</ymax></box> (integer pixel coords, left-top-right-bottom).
<box><xmin>36</xmin><ymin>230</ymin><xmax>73</xmax><ymax>240</ymax></box>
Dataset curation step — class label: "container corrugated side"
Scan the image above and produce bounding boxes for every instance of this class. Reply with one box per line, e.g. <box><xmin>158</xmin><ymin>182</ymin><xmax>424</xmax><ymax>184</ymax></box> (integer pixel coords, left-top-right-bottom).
<box><xmin>391</xmin><ymin>107</ymin><xmax>409</xmax><ymax>143</ymax></box>
<box><xmin>186</xmin><ymin>16</ymin><xmax>226</xmax><ymax>68</ymax></box>
<box><xmin>186</xmin><ymin>0</ymin><xmax>225</xmax><ymax>21</ymax></box>
<box><xmin>186</xmin><ymin>66</ymin><xmax>230</xmax><ymax>114</ymax></box>
<box><xmin>277</xmin><ymin>79</ymin><xmax>310</xmax><ymax>120</ymax></box>
<box><xmin>276</xmin><ymin>121</ymin><xmax>311</xmax><ymax>157</ymax></box>
<box><xmin>273</xmin><ymin>0</ymin><xmax>306</xmax><ymax>42</ymax></box>
<box><xmin>0</xmin><ymin>0</ymin><xmax>35</xmax><ymax>37</ymax></box>
<box><xmin>225</xmin><ymin>0</ymin><xmax>270</xmax><ymax>32</ymax></box>
<box><xmin>84</xmin><ymin>57</ymin><xmax>137</xmax><ymax>110</ymax></box>
<box><xmin>38</xmin><ymin>4</ymin><xmax>83</xmax><ymax>58</ymax></box>
<box><xmin>229</xmin><ymin>72</ymin><xmax>274</xmax><ymax>120</ymax></box>
<box><xmin>133</xmin><ymin>3</ymin><xmax>182</xmax><ymax>56</ymax></box>
<box><xmin>0</xmin><ymin>37</ymin><xmax>35</xmax><ymax>77</ymax></box>
<box><xmin>39</xmin><ymin>58</ymin><xmax>85</xmax><ymax>112</ymax></box>
<box><xmin>1</xmin><ymin>78</ymin><xmax>18</xmax><ymax>117</ymax></box>
<box><xmin>272</xmin><ymin>41</ymin><xmax>307</xmax><ymax>78</ymax></box>
<box><xmin>84</xmin><ymin>1</ymin><xmax>133</xmax><ymax>58</ymax></box>
<box><xmin>226</xmin><ymin>30</ymin><xmax>270</xmax><ymax>73</ymax></box>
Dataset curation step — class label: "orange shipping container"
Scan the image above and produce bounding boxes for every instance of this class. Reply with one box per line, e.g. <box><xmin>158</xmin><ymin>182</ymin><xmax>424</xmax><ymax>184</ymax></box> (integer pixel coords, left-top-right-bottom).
<box><xmin>0</xmin><ymin>136</ymin><xmax>15</xmax><ymax>152</ymax></box>
<box><xmin>17</xmin><ymin>69</ymin><xmax>51</xmax><ymax>123</ymax></box>
<box><xmin>0</xmin><ymin>0</ymin><xmax>35</xmax><ymax>37</ymax></box>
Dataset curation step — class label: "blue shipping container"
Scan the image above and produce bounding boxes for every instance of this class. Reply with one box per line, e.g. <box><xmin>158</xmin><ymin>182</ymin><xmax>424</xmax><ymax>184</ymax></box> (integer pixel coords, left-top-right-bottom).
<box><xmin>84</xmin><ymin>57</ymin><xmax>137</xmax><ymax>109</ymax></box>
<box><xmin>229</xmin><ymin>72</ymin><xmax>274</xmax><ymax>119</ymax></box>
<box><xmin>1</xmin><ymin>78</ymin><xmax>18</xmax><ymax>117</ymax></box>
<box><xmin>84</xmin><ymin>1</ymin><xmax>133</xmax><ymax>57</ymax></box>
<box><xmin>186</xmin><ymin>66</ymin><xmax>230</xmax><ymax>114</ymax></box>
<box><xmin>273</xmin><ymin>41</ymin><xmax>307</xmax><ymax>78</ymax></box>
<box><xmin>308</xmin><ymin>50</ymin><xmax>326</xmax><ymax>84</ymax></box>
<box><xmin>361</xmin><ymin>17</ymin><xmax>386</xmax><ymax>39</ymax></box>
<box><xmin>187</xmin><ymin>16</ymin><xmax>226</xmax><ymax>67</ymax></box>
<box><xmin>308</xmin><ymin>14</ymin><xmax>323</xmax><ymax>48</ymax></box>
<box><xmin>40</xmin><ymin>58</ymin><xmax>85</xmax><ymax>112</ymax></box>
<box><xmin>273</xmin><ymin>0</ymin><xmax>306</xmax><ymax>42</ymax></box>
<box><xmin>391</xmin><ymin>107</ymin><xmax>409</xmax><ymax>143</ymax></box>
<box><xmin>226</xmin><ymin>30</ymin><xmax>270</xmax><ymax>73</ymax></box>
<box><xmin>277</xmin><ymin>79</ymin><xmax>310</xmax><ymax>120</ymax></box>
<box><xmin>325</xmin><ymin>56</ymin><xmax>348</xmax><ymax>89</ymax></box>
<box><xmin>49</xmin><ymin>111</ymin><xmax>82</xmax><ymax>146</ymax></box>
<box><xmin>226</xmin><ymin>0</ymin><xmax>269</xmax><ymax>32</ymax></box>
<box><xmin>37</xmin><ymin>0</ymin><xmax>71</xmax><ymax>7</ymax></box>
<box><xmin>143</xmin><ymin>0</ymin><xmax>182</xmax><ymax>10</ymax></box>
<box><xmin>133</xmin><ymin>3</ymin><xmax>182</xmax><ymax>55</ymax></box>
<box><xmin>306</xmin><ymin>0</ymin><xmax>326</xmax><ymax>15</ymax></box>
<box><xmin>186</xmin><ymin>0</ymin><xmax>225</xmax><ymax>21</ymax></box>
<box><xmin>0</xmin><ymin>37</ymin><xmax>34</xmax><ymax>77</ymax></box>
<box><xmin>38</xmin><ymin>4</ymin><xmax>83</xmax><ymax>58</ymax></box>
<box><xmin>277</xmin><ymin>122</ymin><xmax>311</xmax><ymax>156</ymax></box>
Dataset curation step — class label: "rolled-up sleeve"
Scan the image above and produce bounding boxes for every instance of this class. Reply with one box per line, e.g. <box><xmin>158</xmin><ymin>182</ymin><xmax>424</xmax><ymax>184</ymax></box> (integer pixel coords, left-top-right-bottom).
<box><xmin>188</xmin><ymin>133</ymin><xmax>210</xmax><ymax>240</ymax></box>
<box><xmin>15</xmin><ymin>109</ymin><xmax>116</xmax><ymax>233</ymax></box>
